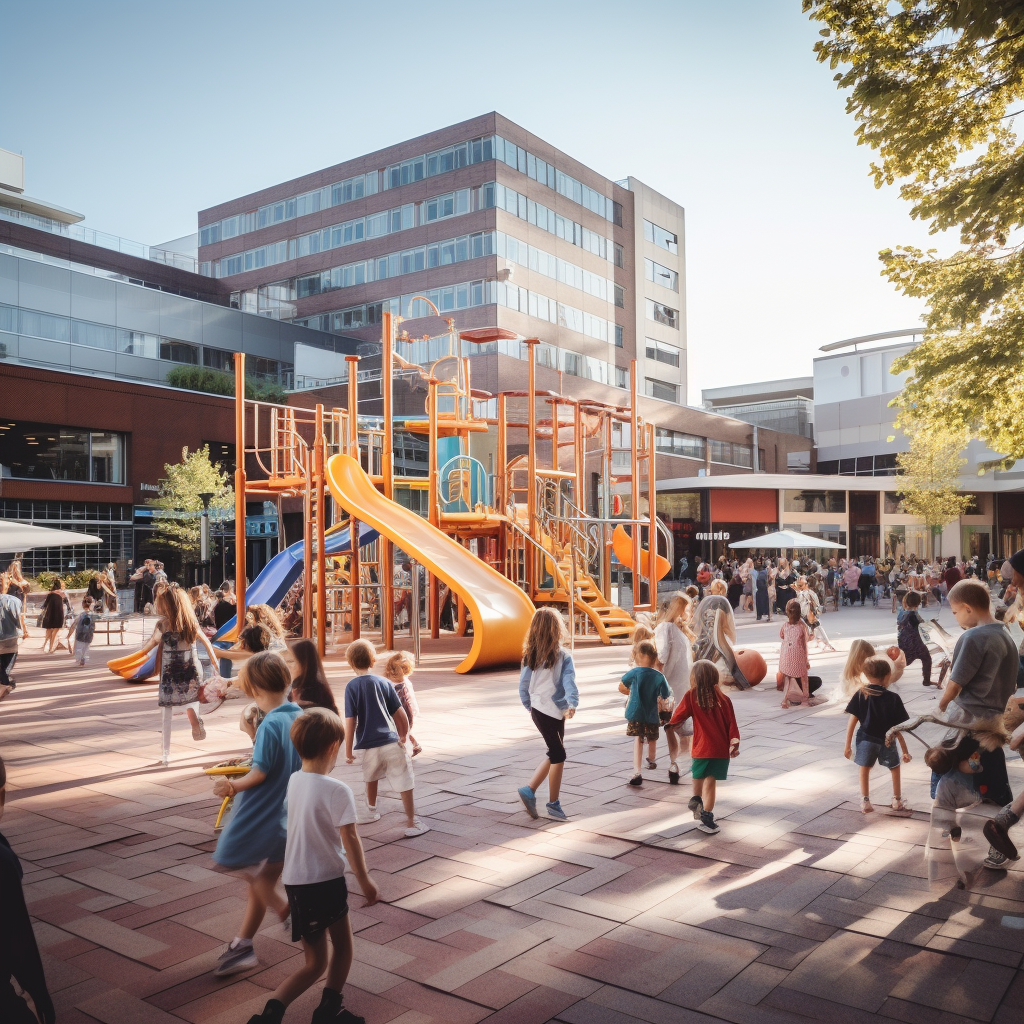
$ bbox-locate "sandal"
[628,774,643,787]
[412,745,422,757]
[646,758,657,770]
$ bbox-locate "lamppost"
[199,492,214,586]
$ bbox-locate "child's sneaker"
[860,796,873,814]
[983,807,1021,861]
[358,805,381,825]
[545,800,567,821]
[517,786,538,819]
[214,938,258,976]
[984,847,1011,869]
[687,795,703,819]
[628,774,643,787]
[404,818,430,837]
[697,810,720,834]
[890,797,912,817]
[645,758,657,770]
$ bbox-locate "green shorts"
[690,757,729,780]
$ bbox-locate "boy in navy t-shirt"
[343,640,428,837]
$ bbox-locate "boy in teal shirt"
[620,639,670,788]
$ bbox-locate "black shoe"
[248,999,285,1024]
[698,810,720,834]
[688,795,703,819]
[983,816,1020,862]
[668,763,680,785]
[628,774,643,787]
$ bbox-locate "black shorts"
[531,707,566,765]
[285,875,349,943]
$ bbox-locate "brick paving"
[2,604,1023,1023]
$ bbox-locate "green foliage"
[805,0,1024,461]
[165,365,288,404]
[33,569,98,591]
[147,445,234,560]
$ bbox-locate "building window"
[645,299,678,329]
[645,337,680,367]
[203,348,234,373]
[160,341,199,364]
[614,284,625,308]
[884,491,906,515]
[655,428,705,459]
[117,329,160,359]
[783,490,846,514]
[643,219,678,254]
[0,421,125,485]
[644,258,678,292]
[614,243,624,268]
[614,324,624,348]
[614,365,628,389]
[709,440,753,468]
[645,378,678,403]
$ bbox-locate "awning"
[727,529,845,550]
[0,521,104,553]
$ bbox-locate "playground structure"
[110,303,670,678]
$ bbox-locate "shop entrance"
[849,491,880,559]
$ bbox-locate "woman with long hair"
[40,578,68,653]
[654,593,695,784]
[134,585,222,765]
[289,638,338,713]
[693,581,748,689]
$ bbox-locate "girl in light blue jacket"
[517,608,579,821]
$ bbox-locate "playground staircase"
[554,551,635,644]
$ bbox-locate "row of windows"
[493,279,617,346]
[644,219,679,255]
[646,298,679,329]
[496,233,620,305]
[709,440,757,468]
[815,454,899,477]
[493,183,622,265]
[645,257,678,292]
[655,427,706,460]
[645,378,678,403]
[0,421,126,485]
[0,302,286,379]
[0,499,133,522]
[211,182,493,278]
[200,171,380,247]
[645,337,681,367]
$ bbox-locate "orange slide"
[612,524,671,582]
[325,454,535,673]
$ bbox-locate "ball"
[886,646,901,661]
[734,648,767,686]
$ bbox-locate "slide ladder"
[552,548,635,644]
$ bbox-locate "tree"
[148,446,234,561]
[804,1,1024,462]
[895,419,974,559]
[165,365,288,403]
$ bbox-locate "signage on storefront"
[140,483,160,493]
[695,531,730,541]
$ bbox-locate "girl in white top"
[654,593,695,785]
[249,708,378,1024]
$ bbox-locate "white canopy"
[0,521,104,553]
[728,529,846,551]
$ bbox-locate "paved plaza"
[2,602,1023,1024]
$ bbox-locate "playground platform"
[3,607,1024,1024]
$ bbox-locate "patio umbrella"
[0,521,104,552]
[727,529,845,550]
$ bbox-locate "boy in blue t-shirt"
[343,639,428,838]
[619,640,670,788]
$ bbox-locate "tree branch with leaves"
[805,0,1024,461]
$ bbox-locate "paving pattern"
[2,604,1023,1024]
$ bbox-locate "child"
[211,652,303,977]
[897,591,934,686]
[837,639,906,701]
[940,578,1020,867]
[343,640,428,837]
[779,599,816,708]
[628,624,655,666]
[620,639,670,786]
[517,607,579,822]
[246,709,378,1024]
[843,656,913,815]
[290,639,340,713]
[654,594,694,784]
[0,755,55,1024]
[383,651,421,757]
[66,595,96,666]
[667,660,739,835]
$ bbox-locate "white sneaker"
[404,818,430,837]
[358,805,380,825]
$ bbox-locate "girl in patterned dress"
[779,599,817,708]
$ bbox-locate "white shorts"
[360,742,414,792]
[74,639,91,664]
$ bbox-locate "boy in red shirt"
[667,659,740,834]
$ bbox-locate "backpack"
[0,596,20,642]
[75,613,95,644]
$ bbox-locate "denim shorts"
[854,730,900,770]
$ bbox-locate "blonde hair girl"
[517,608,578,822]
[838,638,905,700]
[654,593,696,784]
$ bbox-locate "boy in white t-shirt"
[247,708,378,1024]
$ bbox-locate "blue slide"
[114,521,378,681]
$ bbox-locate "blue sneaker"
[518,786,538,818]
[546,800,567,821]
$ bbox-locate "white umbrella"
[0,521,104,552]
[727,529,846,550]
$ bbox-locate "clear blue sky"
[2,0,933,403]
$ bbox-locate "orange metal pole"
[381,311,395,650]
[428,377,440,639]
[525,338,539,596]
[630,360,642,611]
[574,402,583,510]
[234,353,247,626]
[647,421,657,612]
[302,448,313,640]
[315,403,327,657]
[346,355,360,640]
[496,392,507,514]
